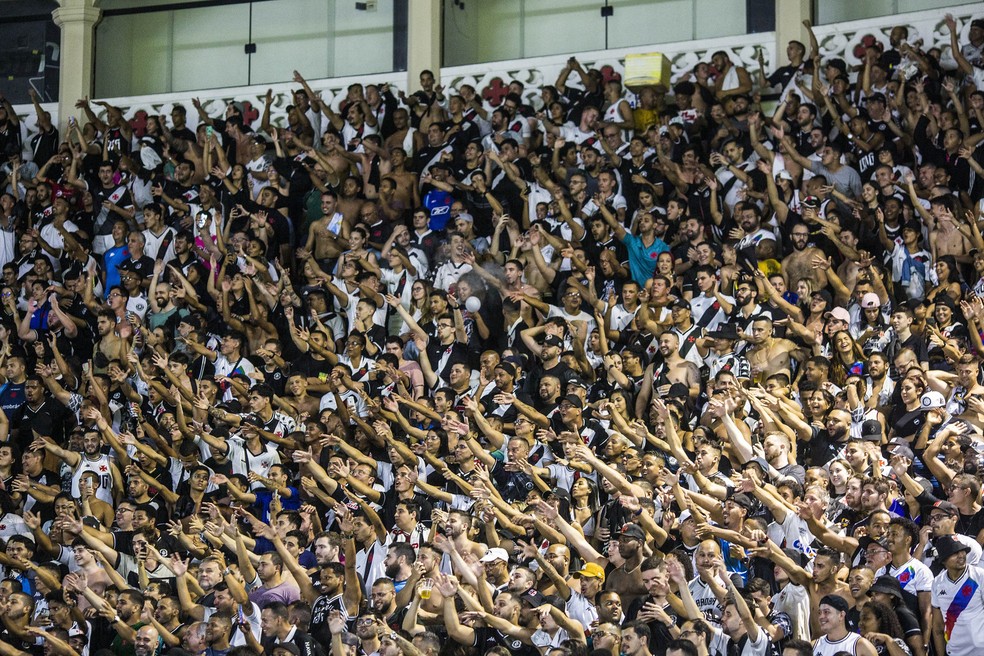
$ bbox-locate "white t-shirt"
[880,557,934,596]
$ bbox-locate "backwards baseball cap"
[480,547,509,563]
[888,438,915,460]
[619,523,646,540]
[729,493,756,512]
[860,292,881,309]
[931,500,959,516]
[812,289,833,306]
[494,361,517,378]
[824,307,851,323]
[819,594,850,613]
[572,562,606,581]
[801,195,821,209]
[920,391,946,411]
[672,298,692,311]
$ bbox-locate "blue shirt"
[423,189,454,230]
[103,244,130,296]
[623,232,669,285]
[0,381,25,418]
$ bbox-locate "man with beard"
[67,158,135,255]
[526,543,573,598]
[443,508,486,560]
[442,584,539,656]
[260,602,323,656]
[153,159,200,220]
[672,216,710,276]
[604,524,649,609]
[637,331,701,414]
[796,407,852,468]
[367,579,401,630]
[203,614,232,656]
[782,223,828,292]
[36,425,119,505]
[733,202,778,263]
[381,542,414,593]
[744,316,804,381]
[133,626,162,656]
[397,542,446,614]
[144,595,184,647]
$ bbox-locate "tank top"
[813,632,861,656]
[71,454,115,505]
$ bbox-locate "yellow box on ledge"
[624,52,672,92]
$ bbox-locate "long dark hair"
[861,600,904,639]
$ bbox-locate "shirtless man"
[744,316,805,382]
[316,132,356,186]
[637,332,701,415]
[929,198,971,263]
[782,223,828,290]
[336,176,365,227]
[276,374,321,420]
[811,548,854,604]
[96,308,128,361]
[381,148,420,210]
[305,191,348,261]
[384,108,424,155]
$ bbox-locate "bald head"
[135,626,161,656]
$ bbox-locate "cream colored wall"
[442,0,749,67]
[94,0,394,97]
[817,0,980,24]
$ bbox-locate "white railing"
[8,3,982,152]
[10,30,775,149]
[440,31,778,113]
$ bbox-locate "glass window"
[95,0,398,98]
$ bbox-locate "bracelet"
[222,568,232,577]
[633,508,644,517]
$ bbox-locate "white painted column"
[52,0,101,131]
[775,0,813,65]
[406,0,442,90]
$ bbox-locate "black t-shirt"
[473,626,538,656]
[625,596,679,656]
[119,254,156,280]
[805,427,848,468]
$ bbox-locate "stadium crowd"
[0,11,982,656]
